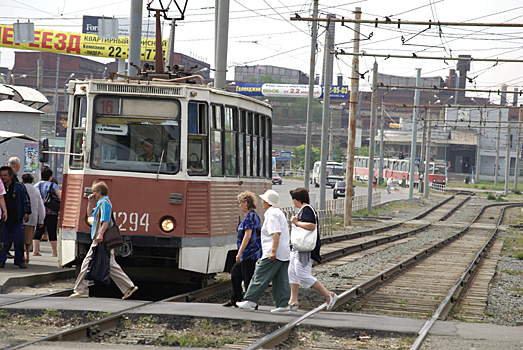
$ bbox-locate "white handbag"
[290,205,318,252]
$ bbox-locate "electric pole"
[409,68,421,199]
[367,61,378,211]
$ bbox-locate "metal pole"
[378,96,385,183]
[409,68,421,199]
[514,108,522,191]
[214,0,230,89]
[419,118,426,193]
[328,107,334,161]
[166,18,176,68]
[303,0,319,190]
[475,109,482,184]
[494,109,501,186]
[344,7,361,226]
[367,61,378,211]
[53,55,60,119]
[319,16,334,211]
[36,57,43,91]
[423,114,431,198]
[505,125,511,196]
[128,0,143,77]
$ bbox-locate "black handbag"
[43,184,60,212]
[85,243,111,285]
[103,213,123,249]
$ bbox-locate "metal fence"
[280,193,382,237]
[429,182,446,192]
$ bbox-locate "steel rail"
[410,202,523,350]
[245,198,507,350]
[0,288,73,308]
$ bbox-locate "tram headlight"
[160,216,176,233]
[85,215,94,227]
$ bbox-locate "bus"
[55,77,272,287]
[311,161,345,188]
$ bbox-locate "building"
[234,65,310,84]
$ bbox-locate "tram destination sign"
[235,83,348,99]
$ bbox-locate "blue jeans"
[1,223,24,265]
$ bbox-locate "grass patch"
[510,287,523,295]
[501,269,523,276]
[486,193,496,200]
[484,311,495,317]
[87,311,112,320]
[502,237,523,255]
[352,201,417,217]
[158,319,239,347]
[0,310,9,319]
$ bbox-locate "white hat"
[259,189,279,207]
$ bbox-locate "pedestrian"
[39,166,58,243]
[372,176,377,193]
[0,178,7,223]
[401,176,406,188]
[7,157,21,183]
[70,181,138,299]
[0,166,31,269]
[386,177,392,194]
[33,168,60,257]
[223,191,262,307]
[237,189,291,313]
[287,188,338,311]
[21,174,45,264]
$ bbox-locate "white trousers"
[288,249,317,288]
[74,241,134,295]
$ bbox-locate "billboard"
[0,24,167,60]
[82,16,156,38]
[235,83,349,99]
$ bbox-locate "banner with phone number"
[0,24,168,60]
[235,83,349,99]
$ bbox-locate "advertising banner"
[24,143,39,173]
[235,83,349,99]
[0,24,167,60]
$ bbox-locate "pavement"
[0,242,75,294]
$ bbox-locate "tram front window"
[91,118,180,174]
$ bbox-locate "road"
[272,178,410,208]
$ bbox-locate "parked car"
[333,181,355,199]
[272,172,282,185]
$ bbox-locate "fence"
[280,192,382,237]
[429,182,446,192]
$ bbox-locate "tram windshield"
[90,96,180,174]
[432,163,446,174]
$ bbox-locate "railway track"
[244,202,522,350]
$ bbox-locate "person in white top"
[386,177,393,194]
[21,174,45,264]
[237,189,291,313]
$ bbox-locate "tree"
[292,144,321,170]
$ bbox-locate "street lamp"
[10,73,27,85]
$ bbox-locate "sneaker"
[69,292,89,298]
[122,286,138,300]
[237,300,258,311]
[327,292,338,311]
[270,306,290,314]
[15,263,27,269]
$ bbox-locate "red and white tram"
[353,155,446,185]
[55,78,272,286]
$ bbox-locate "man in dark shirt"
[0,166,31,268]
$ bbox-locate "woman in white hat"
[237,189,291,313]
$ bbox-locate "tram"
[53,76,272,286]
[353,156,446,185]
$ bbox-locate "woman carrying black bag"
[70,181,138,299]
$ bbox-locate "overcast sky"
[1,0,523,103]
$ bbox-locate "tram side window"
[70,96,87,169]
[224,106,238,176]
[265,117,272,178]
[238,110,246,176]
[187,102,208,175]
[211,104,223,176]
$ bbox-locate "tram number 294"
[117,212,150,232]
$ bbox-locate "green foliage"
[0,310,9,318]
[513,189,521,195]
[355,146,369,156]
[515,252,523,260]
[486,193,496,200]
[292,144,321,170]
[159,319,238,347]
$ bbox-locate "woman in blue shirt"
[223,191,262,307]
[70,181,138,299]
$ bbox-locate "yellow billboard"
[0,25,167,60]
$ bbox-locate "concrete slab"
[0,243,75,294]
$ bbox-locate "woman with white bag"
[288,188,338,311]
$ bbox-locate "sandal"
[327,292,338,311]
[33,252,42,256]
[289,301,300,311]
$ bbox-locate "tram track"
[243,202,522,350]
